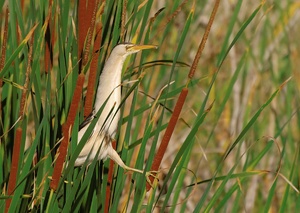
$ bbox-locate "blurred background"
[0,0,299,212]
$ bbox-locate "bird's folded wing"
[79,110,96,130]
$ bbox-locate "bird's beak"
[128,44,158,51]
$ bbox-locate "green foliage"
[0,0,299,212]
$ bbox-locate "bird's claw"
[145,171,159,188]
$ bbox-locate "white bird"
[74,43,157,176]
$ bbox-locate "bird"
[74,43,157,178]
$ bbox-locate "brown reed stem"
[146,0,220,191]
[78,0,97,61]
[0,6,9,77]
[0,7,9,121]
[81,0,99,68]
[188,0,220,79]
[50,73,85,191]
[146,88,188,191]
[78,0,88,59]
[5,127,23,213]
[83,25,102,118]
[104,140,116,213]
[83,0,104,118]
[5,29,34,211]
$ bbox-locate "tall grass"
[0,0,299,212]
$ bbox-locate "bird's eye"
[126,45,135,51]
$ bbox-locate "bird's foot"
[145,170,159,189]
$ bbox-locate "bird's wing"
[79,110,96,130]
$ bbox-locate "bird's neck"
[94,55,125,114]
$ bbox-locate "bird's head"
[112,43,157,57]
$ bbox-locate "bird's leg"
[107,146,159,187]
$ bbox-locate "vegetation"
[0,0,299,212]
